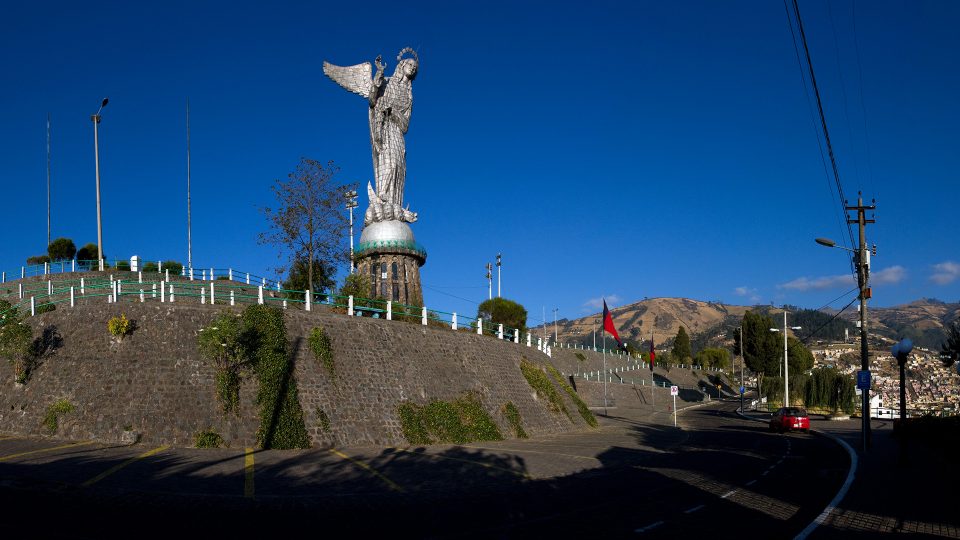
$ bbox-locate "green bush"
[502,402,528,439]
[114,261,131,271]
[36,302,56,315]
[108,314,132,339]
[162,261,184,275]
[397,393,503,445]
[520,358,570,420]
[315,408,331,433]
[26,255,51,266]
[142,262,159,273]
[197,311,249,415]
[308,327,334,377]
[76,243,103,263]
[42,399,74,433]
[47,238,77,260]
[547,365,597,427]
[0,310,34,384]
[194,429,224,448]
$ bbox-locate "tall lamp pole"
[552,307,559,344]
[91,98,108,271]
[770,310,800,408]
[344,190,358,273]
[739,325,744,412]
[496,253,501,298]
[485,263,492,300]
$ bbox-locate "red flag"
[602,299,622,347]
[649,337,656,371]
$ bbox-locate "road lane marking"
[721,490,736,499]
[396,448,532,479]
[82,445,168,487]
[794,431,858,540]
[635,521,664,533]
[244,447,255,499]
[746,480,757,486]
[762,470,770,476]
[0,435,19,441]
[329,448,403,492]
[0,440,94,462]
[683,504,705,514]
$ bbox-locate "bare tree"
[259,159,353,296]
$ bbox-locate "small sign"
[739,386,745,395]
[856,370,871,390]
[670,385,679,396]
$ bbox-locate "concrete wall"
[0,301,590,448]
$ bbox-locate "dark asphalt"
[0,400,850,539]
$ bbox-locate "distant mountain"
[552,297,959,352]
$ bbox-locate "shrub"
[198,312,249,415]
[108,314,132,339]
[316,408,331,433]
[36,302,56,315]
[42,399,74,433]
[114,261,131,271]
[76,243,103,263]
[0,314,34,384]
[142,262,159,273]
[476,297,527,336]
[26,255,51,266]
[520,358,570,420]
[547,365,598,427]
[397,393,503,445]
[194,429,224,448]
[162,261,184,275]
[502,402,528,439]
[47,238,77,260]
[308,327,334,377]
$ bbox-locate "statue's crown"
[397,47,418,63]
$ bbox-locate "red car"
[769,407,810,433]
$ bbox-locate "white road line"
[745,480,757,486]
[635,521,664,533]
[762,470,770,476]
[683,504,705,514]
[793,432,858,540]
[720,490,736,499]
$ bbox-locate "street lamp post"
[770,310,800,408]
[91,98,108,271]
[496,253,501,298]
[344,190,358,273]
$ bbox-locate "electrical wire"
[799,287,860,345]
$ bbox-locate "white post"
[276,280,280,291]
[170,284,175,302]
[70,287,75,307]
[386,300,391,320]
[158,261,162,272]
[202,269,206,281]
[44,262,49,275]
[229,268,233,281]
[527,333,532,347]
[18,283,22,299]
[514,330,519,344]
[421,306,427,326]
[538,338,542,351]
[21,267,25,279]
[210,268,214,281]
[673,393,677,427]
[477,318,483,335]
[210,282,215,305]
[1,271,4,283]
[189,268,194,281]
[71,260,75,272]
[48,281,52,295]
[348,295,354,316]
[160,282,165,302]
[201,288,206,304]
[230,290,235,306]
[283,299,287,309]
[498,324,504,339]
[30,297,35,316]
[306,291,312,311]
[262,277,266,286]
[258,286,264,305]
[138,271,142,284]
[452,312,457,330]
[246,273,250,285]
[139,289,144,302]
[166,269,170,281]
[152,283,157,298]
[80,278,85,295]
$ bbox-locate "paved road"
[0,400,848,538]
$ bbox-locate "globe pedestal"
[355,220,427,307]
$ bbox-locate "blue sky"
[3,0,958,327]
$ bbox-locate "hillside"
[554,297,959,352]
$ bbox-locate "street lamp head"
[815,237,836,248]
[101,98,109,108]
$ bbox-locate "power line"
[799,290,860,345]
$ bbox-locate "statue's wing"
[322,61,372,98]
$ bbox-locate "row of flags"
[602,299,655,371]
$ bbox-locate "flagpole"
[603,331,607,416]
[651,328,655,408]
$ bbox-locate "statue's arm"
[369,56,385,108]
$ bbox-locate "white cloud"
[734,286,761,304]
[931,261,960,285]
[872,265,907,285]
[583,295,621,311]
[779,266,906,291]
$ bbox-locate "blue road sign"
[739,386,745,395]
[856,370,871,390]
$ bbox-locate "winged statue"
[324,48,419,225]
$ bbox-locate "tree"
[476,298,527,335]
[941,318,960,367]
[25,255,50,265]
[787,336,815,373]
[259,158,354,297]
[47,238,77,261]
[671,326,691,363]
[694,347,730,370]
[338,272,374,310]
[734,310,781,399]
[282,257,335,300]
[197,312,252,414]
[76,243,103,263]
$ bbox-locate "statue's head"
[396,48,418,81]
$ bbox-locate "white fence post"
[160,282,166,303]
[210,268,214,281]
[152,283,157,298]
[537,338,542,351]
[477,318,483,335]
[189,268,194,281]
[70,287,75,307]
[283,300,287,309]
[527,333,532,347]
[514,331,519,344]
[276,281,280,291]
[166,269,170,281]
[138,271,143,284]
[48,281,52,295]
[230,290,235,306]
[1,271,4,283]
[210,282,215,305]
[452,312,457,330]
[170,284,175,302]
[21,267,25,279]
[202,269,206,281]
[498,324,504,339]
[80,278,85,295]
[229,268,233,281]
[30,297,35,316]
[71,260,75,272]
[246,273,250,285]
[386,301,391,320]
[158,261,162,272]
[421,307,427,326]
[140,289,145,302]
[44,262,49,275]
[18,283,22,299]
[347,295,354,316]
[306,291,312,311]
[258,286,264,305]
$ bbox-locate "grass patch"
[42,399,74,433]
[520,358,570,420]
[547,365,598,427]
[194,429,224,448]
[315,407,331,433]
[502,401,528,439]
[575,352,587,362]
[308,326,335,377]
[398,393,503,445]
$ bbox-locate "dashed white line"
[683,504,705,514]
[762,470,770,476]
[745,479,757,486]
[635,521,665,533]
[720,490,737,499]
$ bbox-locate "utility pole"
[485,263,492,300]
[847,192,875,451]
[739,325,744,413]
[552,307,559,344]
[186,99,192,272]
[345,190,358,273]
[47,113,51,249]
[496,253,501,298]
